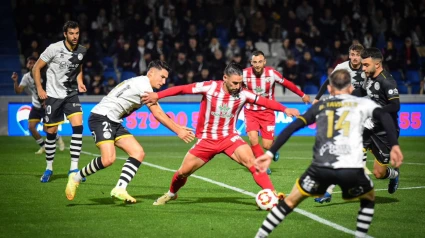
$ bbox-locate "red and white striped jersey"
[191,80,258,140]
[243,66,304,111]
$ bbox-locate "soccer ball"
[256,189,278,211]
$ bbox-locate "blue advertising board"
[8,102,425,136]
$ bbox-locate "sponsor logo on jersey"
[16,105,32,136]
[319,142,351,156]
[59,61,80,69]
[211,103,234,118]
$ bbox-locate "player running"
[244,51,310,174]
[12,56,65,154]
[142,63,300,205]
[254,69,403,238]
[65,60,195,203]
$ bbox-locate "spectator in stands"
[225,38,241,64]
[383,40,399,72]
[192,53,207,78]
[299,51,320,89]
[163,9,180,43]
[292,37,309,63]
[241,39,256,67]
[171,52,191,86]
[278,56,299,92]
[146,26,164,49]
[206,37,224,61]
[82,40,102,78]
[24,40,42,59]
[411,24,425,46]
[296,0,314,22]
[275,38,292,63]
[319,8,337,38]
[135,38,151,75]
[152,39,169,60]
[202,21,217,48]
[104,77,117,94]
[400,37,420,72]
[194,67,211,83]
[209,49,226,80]
[117,42,135,72]
[325,38,343,66]
[250,11,267,42]
[88,74,104,95]
[186,37,201,63]
[234,13,247,39]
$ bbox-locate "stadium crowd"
[14,0,425,95]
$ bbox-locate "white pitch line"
[332,186,425,194]
[78,149,369,237]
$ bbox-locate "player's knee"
[102,155,116,167]
[177,170,190,178]
[133,149,145,162]
[72,125,83,134]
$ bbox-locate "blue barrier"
[8,102,425,136]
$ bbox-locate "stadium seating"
[270,42,281,57]
[304,83,319,94]
[254,42,270,56]
[121,71,137,81]
[313,56,327,74]
[390,70,404,84]
[103,69,118,82]
[405,70,421,84]
[397,82,409,94]
[101,57,114,70]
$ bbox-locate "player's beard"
[253,67,264,77]
[226,83,240,97]
[66,36,78,46]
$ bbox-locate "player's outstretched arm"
[281,78,310,103]
[253,96,300,117]
[11,72,24,94]
[142,84,195,104]
[32,58,48,99]
[148,103,195,143]
[314,78,330,103]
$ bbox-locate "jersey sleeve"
[40,44,57,63]
[273,69,305,97]
[298,102,321,125]
[361,98,380,118]
[19,73,30,87]
[381,79,400,101]
[138,78,154,96]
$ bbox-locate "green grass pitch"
[1,136,424,237]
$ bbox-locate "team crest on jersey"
[265,77,272,82]
[374,82,380,90]
[254,86,264,95]
[211,103,233,118]
[78,53,83,60]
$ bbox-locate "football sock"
[355,199,375,238]
[55,134,61,141]
[75,157,105,182]
[116,157,141,189]
[45,133,57,170]
[170,171,187,194]
[256,200,293,237]
[326,184,336,194]
[36,138,45,147]
[251,144,264,158]
[70,125,83,171]
[362,148,367,166]
[249,166,274,190]
[382,167,399,179]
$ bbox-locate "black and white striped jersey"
[40,40,86,99]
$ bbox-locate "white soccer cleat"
[35,146,45,154]
[57,136,65,151]
[153,193,177,205]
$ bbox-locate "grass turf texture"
[1,136,424,237]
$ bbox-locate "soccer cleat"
[65,172,80,200]
[266,168,272,175]
[68,169,86,182]
[277,192,286,200]
[273,152,280,162]
[388,168,399,194]
[35,146,45,154]
[153,193,178,205]
[314,192,332,204]
[111,187,137,203]
[40,169,53,183]
[57,137,65,151]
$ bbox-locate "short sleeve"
[192,81,213,94]
[40,44,57,63]
[382,79,399,101]
[361,98,380,118]
[19,73,30,87]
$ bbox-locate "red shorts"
[244,109,276,140]
[189,134,247,162]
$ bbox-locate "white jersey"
[333,61,366,89]
[19,72,42,108]
[91,76,153,123]
[301,94,380,169]
[40,40,86,99]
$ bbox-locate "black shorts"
[297,165,374,200]
[28,106,45,122]
[44,94,82,126]
[88,113,132,146]
[363,129,400,165]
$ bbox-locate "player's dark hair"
[329,69,351,90]
[252,50,265,57]
[63,21,79,32]
[27,56,37,62]
[361,47,383,61]
[348,44,364,53]
[147,60,171,72]
[224,62,243,76]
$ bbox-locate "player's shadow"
[313,195,399,207]
[143,194,255,206]
[34,174,68,182]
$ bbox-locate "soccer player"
[355,48,401,194]
[313,44,365,104]
[33,21,87,183]
[254,69,403,238]
[313,43,367,203]
[65,60,195,203]
[244,51,310,174]
[12,56,65,154]
[142,63,300,205]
